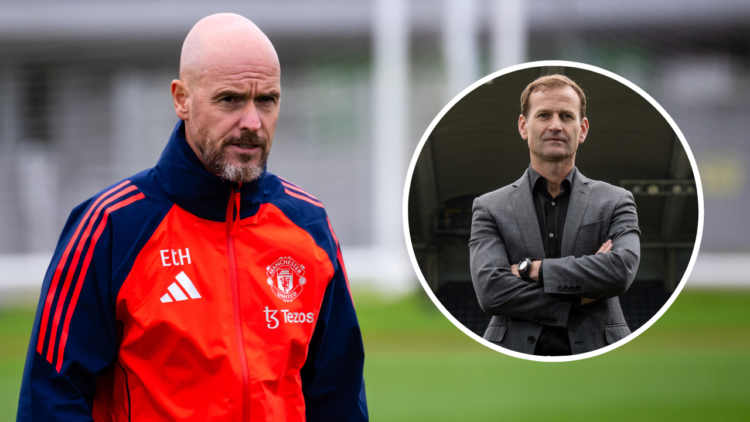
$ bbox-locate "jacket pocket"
[604,323,631,345]
[574,219,607,256]
[483,323,507,343]
[580,218,606,231]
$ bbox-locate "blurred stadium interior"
[1,0,750,420]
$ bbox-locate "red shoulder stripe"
[277,176,301,190]
[280,179,321,201]
[284,189,324,208]
[45,184,139,363]
[56,192,145,372]
[36,180,131,355]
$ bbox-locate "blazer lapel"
[509,169,546,260]
[561,169,592,256]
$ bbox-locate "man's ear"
[578,117,590,144]
[518,114,528,140]
[171,79,190,121]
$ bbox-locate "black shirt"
[528,165,575,356]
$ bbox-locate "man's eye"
[221,96,237,103]
[258,96,276,103]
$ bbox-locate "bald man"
[18,14,368,422]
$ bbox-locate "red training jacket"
[17,121,368,421]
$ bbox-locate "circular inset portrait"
[404,61,703,361]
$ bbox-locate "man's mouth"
[228,143,262,152]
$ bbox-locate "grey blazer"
[469,168,640,355]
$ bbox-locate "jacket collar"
[527,164,576,194]
[509,166,592,258]
[154,120,266,222]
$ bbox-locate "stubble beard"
[190,120,270,183]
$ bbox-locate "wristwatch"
[518,257,533,281]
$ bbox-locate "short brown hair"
[520,74,587,119]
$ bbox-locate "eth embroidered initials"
[160,248,192,266]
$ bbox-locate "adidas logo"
[160,271,202,303]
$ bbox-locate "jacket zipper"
[226,183,250,421]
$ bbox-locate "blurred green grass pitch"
[2,291,750,421]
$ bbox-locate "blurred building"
[0,0,749,295]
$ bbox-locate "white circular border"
[402,60,705,362]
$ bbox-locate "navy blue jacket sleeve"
[301,247,368,422]
[17,183,144,421]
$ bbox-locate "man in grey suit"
[469,74,640,356]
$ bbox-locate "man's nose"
[239,103,262,132]
[549,115,563,130]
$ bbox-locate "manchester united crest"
[266,256,306,302]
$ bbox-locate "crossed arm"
[469,190,640,324]
[538,191,641,301]
[510,240,612,306]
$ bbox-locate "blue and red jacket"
[17,121,368,421]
